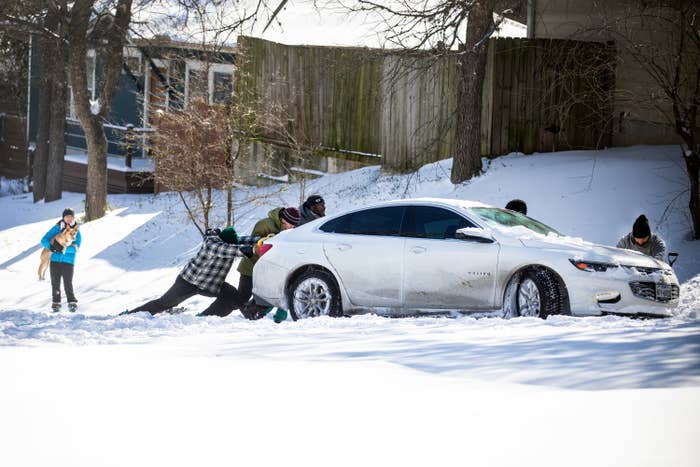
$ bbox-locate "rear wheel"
[516,269,562,318]
[288,269,342,320]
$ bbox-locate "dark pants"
[130,275,244,317]
[237,273,270,320]
[50,261,76,304]
[238,274,253,304]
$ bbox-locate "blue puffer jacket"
[41,222,82,265]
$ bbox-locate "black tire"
[288,269,343,320]
[516,269,562,319]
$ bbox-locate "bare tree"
[3,0,290,219]
[132,0,293,227]
[45,1,68,202]
[339,0,523,184]
[32,25,53,202]
[0,22,29,115]
[74,0,288,222]
[151,98,233,233]
[584,0,700,238]
[68,0,134,221]
[1,0,67,202]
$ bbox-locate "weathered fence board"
[235,36,614,174]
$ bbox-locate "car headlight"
[569,259,619,272]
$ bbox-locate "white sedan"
[252,198,679,320]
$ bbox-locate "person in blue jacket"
[40,208,82,312]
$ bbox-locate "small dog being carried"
[38,222,79,281]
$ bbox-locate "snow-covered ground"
[1,145,699,466]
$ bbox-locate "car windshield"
[470,207,561,236]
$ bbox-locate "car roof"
[360,197,493,210]
[288,197,494,233]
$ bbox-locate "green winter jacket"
[237,208,283,277]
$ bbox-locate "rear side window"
[319,206,405,236]
[402,206,476,239]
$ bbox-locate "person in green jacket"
[237,207,301,320]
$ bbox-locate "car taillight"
[259,243,273,257]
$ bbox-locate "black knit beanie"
[632,215,651,238]
[62,208,75,218]
[218,226,238,244]
[304,195,325,208]
[505,199,527,216]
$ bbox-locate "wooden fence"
[483,38,615,156]
[235,36,615,173]
[0,114,29,178]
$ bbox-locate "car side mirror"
[455,227,494,244]
[668,252,679,267]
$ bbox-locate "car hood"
[518,236,667,269]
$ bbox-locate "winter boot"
[51,303,61,313]
[68,302,78,313]
[240,302,271,320]
[251,305,272,320]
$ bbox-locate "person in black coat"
[299,195,326,225]
[505,199,527,216]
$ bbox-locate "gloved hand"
[273,308,288,323]
[254,234,276,255]
[239,245,254,258]
[50,240,63,253]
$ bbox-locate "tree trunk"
[204,186,212,231]
[227,186,233,226]
[686,152,700,239]
[32,32,53,202]
[83,118,109,220]
[451,1,494,184]
[45,38,68,202]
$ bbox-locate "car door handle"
[336,243,352,251]
[410,246,426,254]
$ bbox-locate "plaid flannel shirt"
[179,234,258,295]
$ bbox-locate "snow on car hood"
[519,236,665,268]
[490,225,665,269]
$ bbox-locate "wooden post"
[125,124,134,168]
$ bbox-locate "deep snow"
[0,145,699,466]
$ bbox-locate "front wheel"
[516,269,562,318]
[288,269,343,320]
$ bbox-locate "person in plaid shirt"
[124,227,257,316]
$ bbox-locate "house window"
[188,69,208,102]
[212,72,233,104]
[147,60,169,115]
[67,54,96,119]
[185,60,234,107]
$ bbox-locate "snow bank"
[0,144,698,467]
